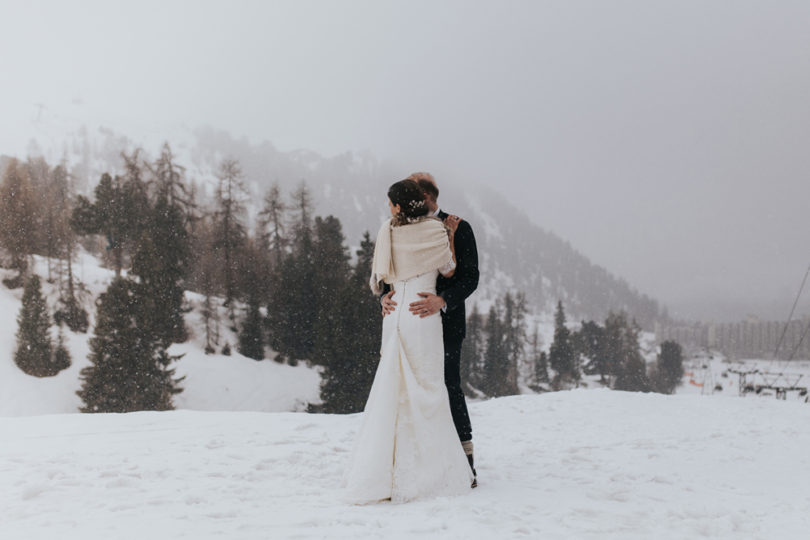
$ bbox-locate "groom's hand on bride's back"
[381,291,397,317]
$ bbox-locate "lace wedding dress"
[343,270,473,504]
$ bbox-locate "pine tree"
[461,303,485,392]
[238,252,265,360]
[0,158,38,277]
[612,316,650,392]
[289,181,313,242]
[14,275,59,377]
[257,183,287,267]
[44,163,87,332]
[71,173,131,276]
[269,249,312,361]
[151,142,192,210]
[130,194,190,346]
[576,320,607,383]
[482,302,510,396]
[529,325,549,390]
[549,300,578,390]
[53,292,89,333]
[213,159,248,324]
[502,292,527,395]
[311,216,351,356]
[602,312,627,384]
[38,160,61,281]
[317,232,379,413]
[77,278,182,413]
[267,184,317,362]
[202,294,218,355]
[189,216,221,352]
[651,340,684,394]
[52,328,72,373]
[120,150,152,253]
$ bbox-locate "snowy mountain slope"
[10,118,667,327]
[1,391,808,539]
[0,254,321,417]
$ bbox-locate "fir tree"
[0,158,38,276]
[46,163,86,331]
[482,301,510,396]
[151,142,192,210]
[267,185,318,362]
[651,340,684,394]
[611,315,650,392]
[310,216,352,361]
[289,181,313,242]
[77,278,182,413]
[130,194,190,346]
[213,159,248,323]
[502,292,527,395]
[549,300,578,390]
[202,294,218,355]
[257,183,287,267]
[189,216,221,352]
[576,320,607,383]
[120,150,152,252]
[317,232,379,413]
[41,163,75,282]
[529,325,549,390]
[71,173,131,276]
[238,265,265,360]
[53,292,89,333]
[269,248,313,361]
[461,303,485,393]
[602,312,627,384]
[52,328,72,373]
[14,275,59,377]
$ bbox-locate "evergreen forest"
[0,145,683,414]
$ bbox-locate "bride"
[343,179,473,504]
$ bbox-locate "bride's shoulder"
[419,216,444,227]
[373,217,393,238]
[423,216,447,231]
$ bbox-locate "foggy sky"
[2,0,810,322]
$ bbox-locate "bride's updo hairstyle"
[388,179,429,226]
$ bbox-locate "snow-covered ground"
[0,253,321,417]
[2,390,808,539]
[3,253,810,538]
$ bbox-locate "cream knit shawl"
[369,217,451,295]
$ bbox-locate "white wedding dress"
[343,270,473,504]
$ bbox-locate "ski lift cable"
[770,263,810,366]
[783,317,810,366]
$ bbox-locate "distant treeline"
[466,297,684,397]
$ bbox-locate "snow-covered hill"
[0,253,321,417]
[2,390,808,539]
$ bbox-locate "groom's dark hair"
[407,172,439,203]
[416,179,439,203]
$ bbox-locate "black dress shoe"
[467,454,478,488]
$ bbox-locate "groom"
[381,172,480,487]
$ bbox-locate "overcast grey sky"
[2,0,810,321]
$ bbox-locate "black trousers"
[444,336,472,442]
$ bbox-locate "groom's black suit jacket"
[380,211,479,341]
[436,210,479,342]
